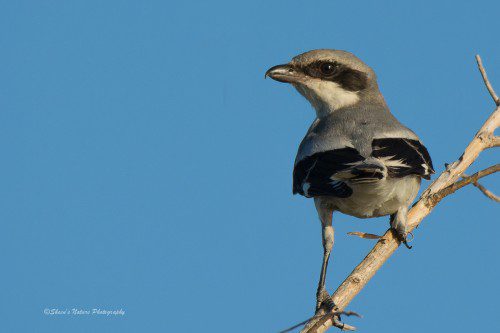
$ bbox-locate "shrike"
[265,49,434,310]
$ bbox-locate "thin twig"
[433,164,499,200]
[279,318,313,333]
[462,171,500,202]
[347,232,382,240]
[473,181,500,202]
[476,55,500,105]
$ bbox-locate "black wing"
[371,138,434,180]
[293,147,365,198]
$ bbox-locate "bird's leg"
[314,200,335,312]
[390,207,412,249]
[316,224,335,311]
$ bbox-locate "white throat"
[294,81,360,118]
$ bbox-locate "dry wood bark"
[295,55,499,333]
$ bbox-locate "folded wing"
[371,138,434,180]
[293,147,369,198]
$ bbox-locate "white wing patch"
[378,155,410,168]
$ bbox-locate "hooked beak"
[265,64,303,84]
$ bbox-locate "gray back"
[295,103,419,164]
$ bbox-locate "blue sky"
[1,1,499,332]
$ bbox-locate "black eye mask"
[304,61,369,92]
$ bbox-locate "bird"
[265,49,434,311]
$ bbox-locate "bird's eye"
[319,62,337,76]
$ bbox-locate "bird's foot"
[316,287,336,313]
[394,229,413,249]
[390,211,413,249]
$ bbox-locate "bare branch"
[298,55,500,333]
[473,181,500,202]
[346,232,382,240]
[476,55,500,105]
[462,171,500,202]
[434,164,499,199]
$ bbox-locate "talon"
[402,238,412,249]
[391,226,413,250]
[399,232,413,249]
[331,312,358,331]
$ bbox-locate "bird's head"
[265,49,383,117]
